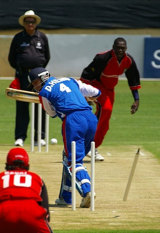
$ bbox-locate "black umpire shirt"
[8,29,50,71]
[8,29,50,89]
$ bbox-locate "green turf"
[1,79,160,159]
[106,80,160,159]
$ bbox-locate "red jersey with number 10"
[0,170,43,202]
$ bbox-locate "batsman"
[28,67,101,208]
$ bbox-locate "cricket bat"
[5,88,40,103]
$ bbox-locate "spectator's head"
[28,67,50,92]
[113,37,127,60]
[5,148,29,171]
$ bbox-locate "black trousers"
[15,100,46,141]
[14,69,46,142]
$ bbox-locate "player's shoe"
[14,138,24,147]
[34,139,46,146]
[87,149,104,161]
[80,192,96,208]
[55,197,69,206]
[80,192,92,208]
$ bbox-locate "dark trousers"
[15,101,46,141]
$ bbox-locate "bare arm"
[41,96,57,118]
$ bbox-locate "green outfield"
[0,79,160,233]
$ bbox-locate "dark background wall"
[1,0,160,30]
[0,0,160,77]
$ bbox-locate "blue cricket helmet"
[28,67,50,83]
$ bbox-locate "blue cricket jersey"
[39,77,92,119]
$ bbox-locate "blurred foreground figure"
[0,147,53,233]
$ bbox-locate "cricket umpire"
[0,147,53,233]
[8,10,50,147]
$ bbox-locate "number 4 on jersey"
[60,83,71,93]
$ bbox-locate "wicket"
[71,141,95,211]
[123,148,140,201]
[30,103,49,152]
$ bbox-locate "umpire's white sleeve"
[76,79,101,97]
[41,97,57,118]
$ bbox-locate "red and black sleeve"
[81,51,112,82]
[39,181,50,221]
[125,54,141,90]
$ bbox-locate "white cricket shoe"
[34,139,46,146]
[14,138,24,147]
[55,197,69,206]
[87,149,104,161]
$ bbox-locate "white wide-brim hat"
[18,10,41,26]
